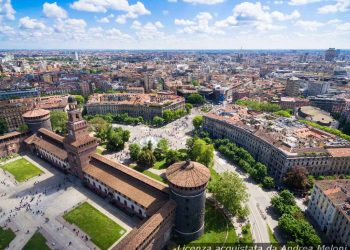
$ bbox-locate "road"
[213,152,277,243]
[110,107,282,243]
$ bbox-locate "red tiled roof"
[166,161,210,188]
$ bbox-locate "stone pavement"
[0,153,138,250]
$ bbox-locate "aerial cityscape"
[0,0,350,250]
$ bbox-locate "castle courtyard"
[0,154,138,250]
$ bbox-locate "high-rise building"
[307,80,330,96]
[325,48,338,61]
[74,51,79,61]
[285,77,300,97]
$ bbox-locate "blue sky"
[0,0,349,49]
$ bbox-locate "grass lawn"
[63,202,126,250]
[22,232,50,250]
[153,159,166,170]
[189,202,238,245]
[268,225,278,244]
[239,224,253,243]
[0,227,15,250]
[1,158,43,182]
[96,147,105,155]
[130,164,166,183]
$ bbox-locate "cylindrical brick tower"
[22,108,52,133]
[166,160,211,243]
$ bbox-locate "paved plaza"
[0,154,138,250]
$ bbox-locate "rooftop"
[84,154,169,214]
[86,93,184,107]
[205,106,350,156]
[166,161,211,188]
[22,108,50,118]
[316,179,350,220]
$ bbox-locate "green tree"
[192,115,204,130]
[152,116,164,127]
[137,149,156,168]
[251,163,268,182]
[198,143,214,167]
[0,118,9,135]
[50,110,68,134]
[163,110,174,123]
[74,95,85,104]
[185,103,193,114]
[191,80,199,86]
[191,138,207,161]
[18,123,29,133]
[105,126,130,152]
[129,143,141,161]
[271,190,298,215]
[210,171,249,217]
[165,149,181,166]
[187,93,205,105]
[262,176,275,189]
[279,214,321,247]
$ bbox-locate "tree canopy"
[283,166,311,192]
[50,110,68,134]
[210,171,249,217]
[0,118,9,135]
[187,93,205,105]
[192,115,204,131]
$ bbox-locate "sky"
[0,0,349,49]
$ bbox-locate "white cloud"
[168,0,178,2]
[274,1,284,4]
[336,22,350,31]
[182,0,225,4]
[97,17,109,23]
[295,20,323,31]
[318,0,350,14]
[214,2,290,31]
[271,10,300,21]
[175,12,225,34]
[43,2,68,19]
[175,19,196,25]
[0,0,15,20]
[54,18,86,33]
[115,12,138,24]
[70,0,150,15]
[19,17,46,30]
[131,20,165,40]
[288,0,321,6]
[0,25,14,35]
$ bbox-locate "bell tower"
[64,96,98,179]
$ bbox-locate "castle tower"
[165,160,210,243]
[22,108,52,133]
[64,96,98,179]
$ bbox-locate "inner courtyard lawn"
[0,158,43,182]
[0,227,15,250]
[63,202,126,250]
[22,232,50,250]
[189,202,238,245]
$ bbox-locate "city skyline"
[0,0,349,50]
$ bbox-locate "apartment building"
[85,93,185,120]
[307,179,350,246]
[203,107,350,180]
